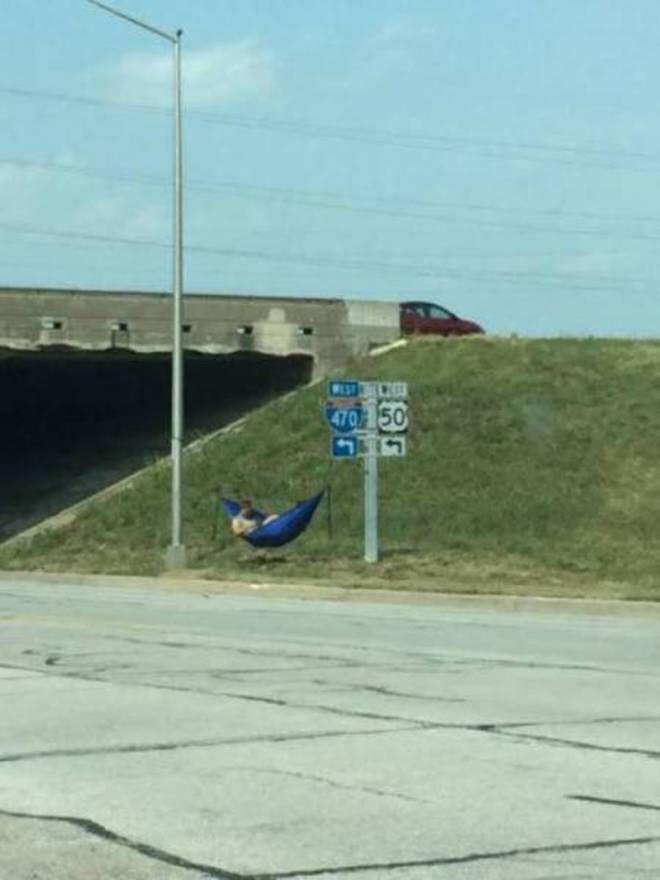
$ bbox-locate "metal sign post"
[325,379,408,565]
[364,395,379,563]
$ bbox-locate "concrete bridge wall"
[0,287,401,374]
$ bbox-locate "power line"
[2,219,659,294]
[0,257,164,276]
[4,85,660,173]
[5,156,660,243]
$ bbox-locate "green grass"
[4,336,660,599]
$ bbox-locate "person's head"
[240,498,253,514]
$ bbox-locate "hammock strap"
[211,486,223,541]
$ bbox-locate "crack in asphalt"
[309,679,465,703]
[14,636,660,691]
[8,655,660,767]
[1,659,454,727]
[0,724,420,765]
[401,654,660,679]
[7,658,660,761]
[3,806,660,880]
[24,634,365,671]
[0,808,242,880]
[111,680,472,728]
[244,633,660,678]
[209,665,356,677]
[568,794,660,812]
[33,630,649,681]
[488,729,660,760]
[268,835,660,877]
[494,715,660,729]
[224,765,433,806]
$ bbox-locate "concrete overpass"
[0,286,401,374]
[0,286,401,542]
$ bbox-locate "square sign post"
[325,379,408,563]
[363,392,379,563]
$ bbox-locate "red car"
[400,301,484,336]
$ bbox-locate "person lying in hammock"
[231,499,279,538]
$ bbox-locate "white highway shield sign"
[377,400,409,433]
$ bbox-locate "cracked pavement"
[1,579,660,878]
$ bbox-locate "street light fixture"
[86,0,186,569]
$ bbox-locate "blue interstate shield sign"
[324,401,363,433]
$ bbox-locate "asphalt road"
[1,578,660,879]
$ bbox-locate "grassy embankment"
[3,337,660,599]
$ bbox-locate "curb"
[1,570,659,619]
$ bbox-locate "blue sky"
[3,0,660,335]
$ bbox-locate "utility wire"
[2,219,659,294]
[4,157,660,243]
[6,155,660,224]
[4,86,660,172]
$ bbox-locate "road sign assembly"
[325,378,410,564]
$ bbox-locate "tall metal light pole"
[87,0,186,568]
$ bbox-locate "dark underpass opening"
[0,349,313,541]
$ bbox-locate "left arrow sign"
[331,435,358,458]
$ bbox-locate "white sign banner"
[359,381,408,400]
[378,382,408,399]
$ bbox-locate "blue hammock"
[221,491,324,548]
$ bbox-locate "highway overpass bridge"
[0,286,400,373]
[0,287,401,542]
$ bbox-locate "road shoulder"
[1,569,659,618]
